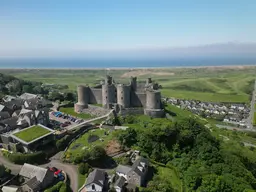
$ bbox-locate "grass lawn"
[60,107,93,119]
[78,172,87,189]
[253,112,256,126]
[13,125,51,142]
[65,129,115,162]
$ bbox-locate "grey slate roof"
[0,116,18,129]
[19,93,38,100]
[12,110,21,117]
[116,165,131,175]
[19,163,49,182]
[86,169,106,187]
[0,112,11,120]
[25,176,41,191]
[130,157,148,176]
[19,108,33,116]
[115,176,126,188]
[4,99,24,108]
[0,105,6,112]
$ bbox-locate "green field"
[13,125,51,142]
[60,107,93,119]
[1,66,256,103]
[78,172,87,189]
[254,112,256,126]
[65,129,115,162]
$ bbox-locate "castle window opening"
[121,97,123,100]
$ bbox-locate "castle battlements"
[74,76,165,118]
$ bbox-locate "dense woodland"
[115,114,256,192]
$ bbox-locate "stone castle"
[74,75,165,118]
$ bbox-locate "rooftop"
[11,124,54,144]
[19,163,49,182]
[85,169,106,187]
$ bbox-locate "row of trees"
[116,115,256,191]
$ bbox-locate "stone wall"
[119,108,144,116]
[130,92,146,107]
[90,88,102,104]
[144,109,165,118]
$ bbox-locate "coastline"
[0,64,256,70]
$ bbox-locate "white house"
[79,169,107,192]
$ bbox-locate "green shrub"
[78,163,89,175]
[7,151,46,165]
[45,182,63,192]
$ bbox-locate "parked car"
[64,121,71,125]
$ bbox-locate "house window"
[92,184,95,190]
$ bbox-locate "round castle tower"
[74,85,89,113]
[117,84,131,108]
[102,76,116,107]
[146,90,161,109]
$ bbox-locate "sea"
[0,57,256,68]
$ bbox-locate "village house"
[18,163,55,191]
[115,157,149,191]
[79,169,108,192]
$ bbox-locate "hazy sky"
[0,0,255,57]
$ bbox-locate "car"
[50,167,58,172]
[65,121,71,125]
[54,170,62,175]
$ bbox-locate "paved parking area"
[49,113,75,130]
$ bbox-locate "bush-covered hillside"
[116,114,256,192]
[0,73,45,97]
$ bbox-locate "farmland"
[1,66,256,103]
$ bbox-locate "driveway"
[42,160,78,192]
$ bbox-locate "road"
[67,109,114,131]
[216,124,256,132]
[0,156,22,175]
[42,160,78,192]
[0,155,79,192]
[248,80,256,129]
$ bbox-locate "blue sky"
[0,0,256,57]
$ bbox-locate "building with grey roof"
[115,157,149,188]
[19,163,54,190]
[116,165,132,180]
[127,157,149,186]
[114,176,126,192]
[79,169,107,192]
[2,95,17,102]
[19,93,38,100]
[0,111,11,120]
